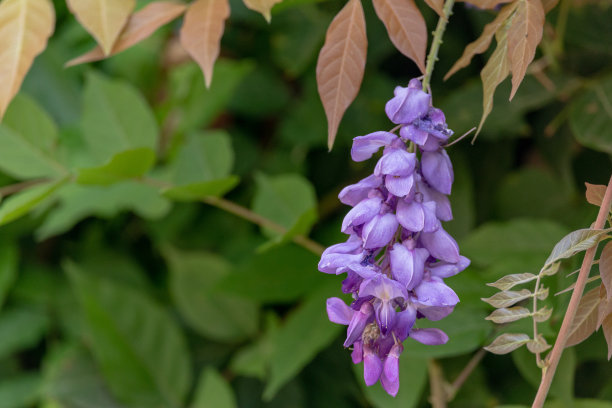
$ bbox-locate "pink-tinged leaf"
[242,0,281,22]
[373,0,426,72]
[66,1,186,67]
[316,0,367,151]
[507,0,545,100]
[444,2,516,80]
[0,0,55,119]
[566,286,601,348]
[526,334,551,354]
[597,286,612,329]
[586,182,606,207]
[66,0,136,56]
[457,0,513,9]
[541,0,559,12]
[602,314,612,360]
[423,0,444,16]
[476,26,510,135]
[487,272,537,291]
[484,333,530,354]
[481,288,532,308]
[485,306,531,324]
[600,242,612,300]
[180,0,230,88]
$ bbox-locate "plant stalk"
[422,0,455,92]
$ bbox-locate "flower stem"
[531,173,612,408]
[422,0,455,93]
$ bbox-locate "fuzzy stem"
[532,173,612,408]
[422,0,455,93]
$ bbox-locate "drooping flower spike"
[318,78,469,396]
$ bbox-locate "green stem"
[422,0,456,93]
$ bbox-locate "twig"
[447,349,487,400]
[532,173,612,408]
[422,0,455,93]
[0,179,46,196]
[532,273,543,366]
[428,359,447,408]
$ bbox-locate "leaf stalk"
[422,0,455,93]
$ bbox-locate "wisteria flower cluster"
[318,78,470,396]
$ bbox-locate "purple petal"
[344,302,373,347]
[375,300,397,335]
[418,305,455,321]
[351,131,398,162]
[318,252,363,274]
[419,228,460,263]
[414,277,459,308]
[418,178,452,221]
[342,271,363,294]
[393,304,417,340]
[374,149,416,177]
[362,213,398,249]
[422,201,440,232]
[396,199,424,232]
[428,256,471,278]
[326,297,354,325]
[380,344,402,396]
[385,174,414,197]
[359,274,407,301]
[385,86,431,124]
[389,243,428,290]
[421,150,454,195]
[341,197,382,234]
[347,263,380,279]
[409,328,448,345]
[399,124,428,145]
[352,340,363,364]
[338,175,383,206]
[363,346,383,386]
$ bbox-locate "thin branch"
[532,173,612,408]
[428,359,447,408]
[422,0,455,92]
[0,179,46,196]
[447,349,487,401]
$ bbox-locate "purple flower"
[320,78,468,397]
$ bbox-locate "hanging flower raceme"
[318,78,470,396]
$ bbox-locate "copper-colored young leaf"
[476,26,510,135]
[526,334,551,353]
[602,313,612,360]
[66,1,186,67]
[457,0,513,9]
[585,182,606,207]
[316,0,367,151]
[533,306,553,323]
[423,0,444,16]
[485,306,531,324]
[484,333,530,354]
[597,290,612,329]
[444,2,516,80]
[541,0,559,12]
[66,0,135,55]
[507,0,545,100]
[0,0,55,119]
[373,0,426,72]
[482,289,532,308]
[180,0,229,88]
[600,241,612,300]
[566,286,601,348]
[487,272,537,291]
[242,0,281,22]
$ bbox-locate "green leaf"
[217,244,326,303]
[263,279,342,400]
[35,182,171,240]
[229,313,280,380]
[0,374,41,408]
[402,306,489,358]
[164,247,259,342]
[546,400,612,408]
[82,72,159,165]
[162,177,240,201]
[191,367,237,408]
[544,228,611,267]
[353,355,427,408]
[65,262,192,408]
[43,345,127,408]
[252,173,317,241]
[76,148,156,186]
[0,243,18,311]
[0,178,68,226]
[0,308,49,360]
[570,74,612,154]
[0,94,67,179]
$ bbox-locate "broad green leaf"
[0,178,67,226]
[461,219,568,267]
[482,289,533,308]
[36,182,171,240]
[486,306,532,324]
[66,262,192,408]
[0,308,49,360]
[0,243,17,311]
[402,307,489,358]
[0,374,41,408]
[252,173,317,241]
[487,273,537,291]
[82,72,159,165]
[229,313,280,380]
[76,148,156,186]
[191,367,237,408]
[546,401,612,408]
[545,228,610,267]
[217,244,325,303]
[164,247,259,342]
[570,74,612,154]
[229,66,291,117]
[353,355,427,408]
[43,345,126,408]
[484,333,530,354]
[0,94,67,179]
[162,177,240,201]
[263,279,342,400]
